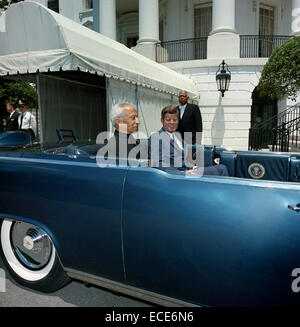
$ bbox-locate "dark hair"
[161,105,179,119]
[6,102,17,109]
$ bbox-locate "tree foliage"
[257,36,300,101]
[0,0,23,10]
[0,79,36,131]
[0,79,37,108]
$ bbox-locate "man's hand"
[186,166,199,175]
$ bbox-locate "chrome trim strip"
[66,268,199,307]
[0,155,137,170]
[0,155,99,168]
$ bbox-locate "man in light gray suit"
[148,105,228,176]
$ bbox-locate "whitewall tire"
[0,219,70,292]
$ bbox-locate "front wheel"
[0,219,70,293]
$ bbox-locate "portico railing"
[156,35,292,63]
[156,37,208,63]
[240,35,292,58]
[249,103,300,152]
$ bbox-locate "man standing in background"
[18,100,37,139]
[6,102,19,131]
[177,90,202,145]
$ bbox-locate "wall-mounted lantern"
[216,60,231,97]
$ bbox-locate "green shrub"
[0,79,37,108]
[257,36,300,101]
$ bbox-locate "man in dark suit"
[96,103,148,165]
[177,90,202,145]
[108,103,141,158]
[6,102,19,131]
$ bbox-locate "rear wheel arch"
[0,218,70,292]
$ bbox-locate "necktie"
[170,135,174,167]
[19,114,24,129]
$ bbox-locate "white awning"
[0,1,199,97]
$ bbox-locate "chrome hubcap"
[11,222,53,270]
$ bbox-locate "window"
[194,3,212,38]
[48,0,59,13]
[259,4,274,57]
[259,4,274,36]
[193,3,211,59]
[84,0,93,10]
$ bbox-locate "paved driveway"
[0,258,152,307]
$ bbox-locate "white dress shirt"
[166,131,184,150]
[178,103,187,118]
[18,111,37,135]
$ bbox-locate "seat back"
[204,147,214,167]
[219,152,236,177]
[289,157,300,182]
[236,152,290,181]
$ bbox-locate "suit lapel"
[7,112,16,123]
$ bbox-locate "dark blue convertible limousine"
[1,132,300,306]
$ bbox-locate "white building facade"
[21,0,300,150]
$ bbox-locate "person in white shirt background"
[17,100,37,139]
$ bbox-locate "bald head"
[178,90,189,106]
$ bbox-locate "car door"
[0,152,127,283]
[122,167,300,306]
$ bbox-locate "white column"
[99,0,116,40]
[292,0,300,35]
[59,0,82,23]
[207,0,239,59]
[132,0,159,61]
[211,0,236,35]
[138,0,159,43]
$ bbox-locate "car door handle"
[288,204,300,212]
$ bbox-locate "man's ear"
[115,117,121,128]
